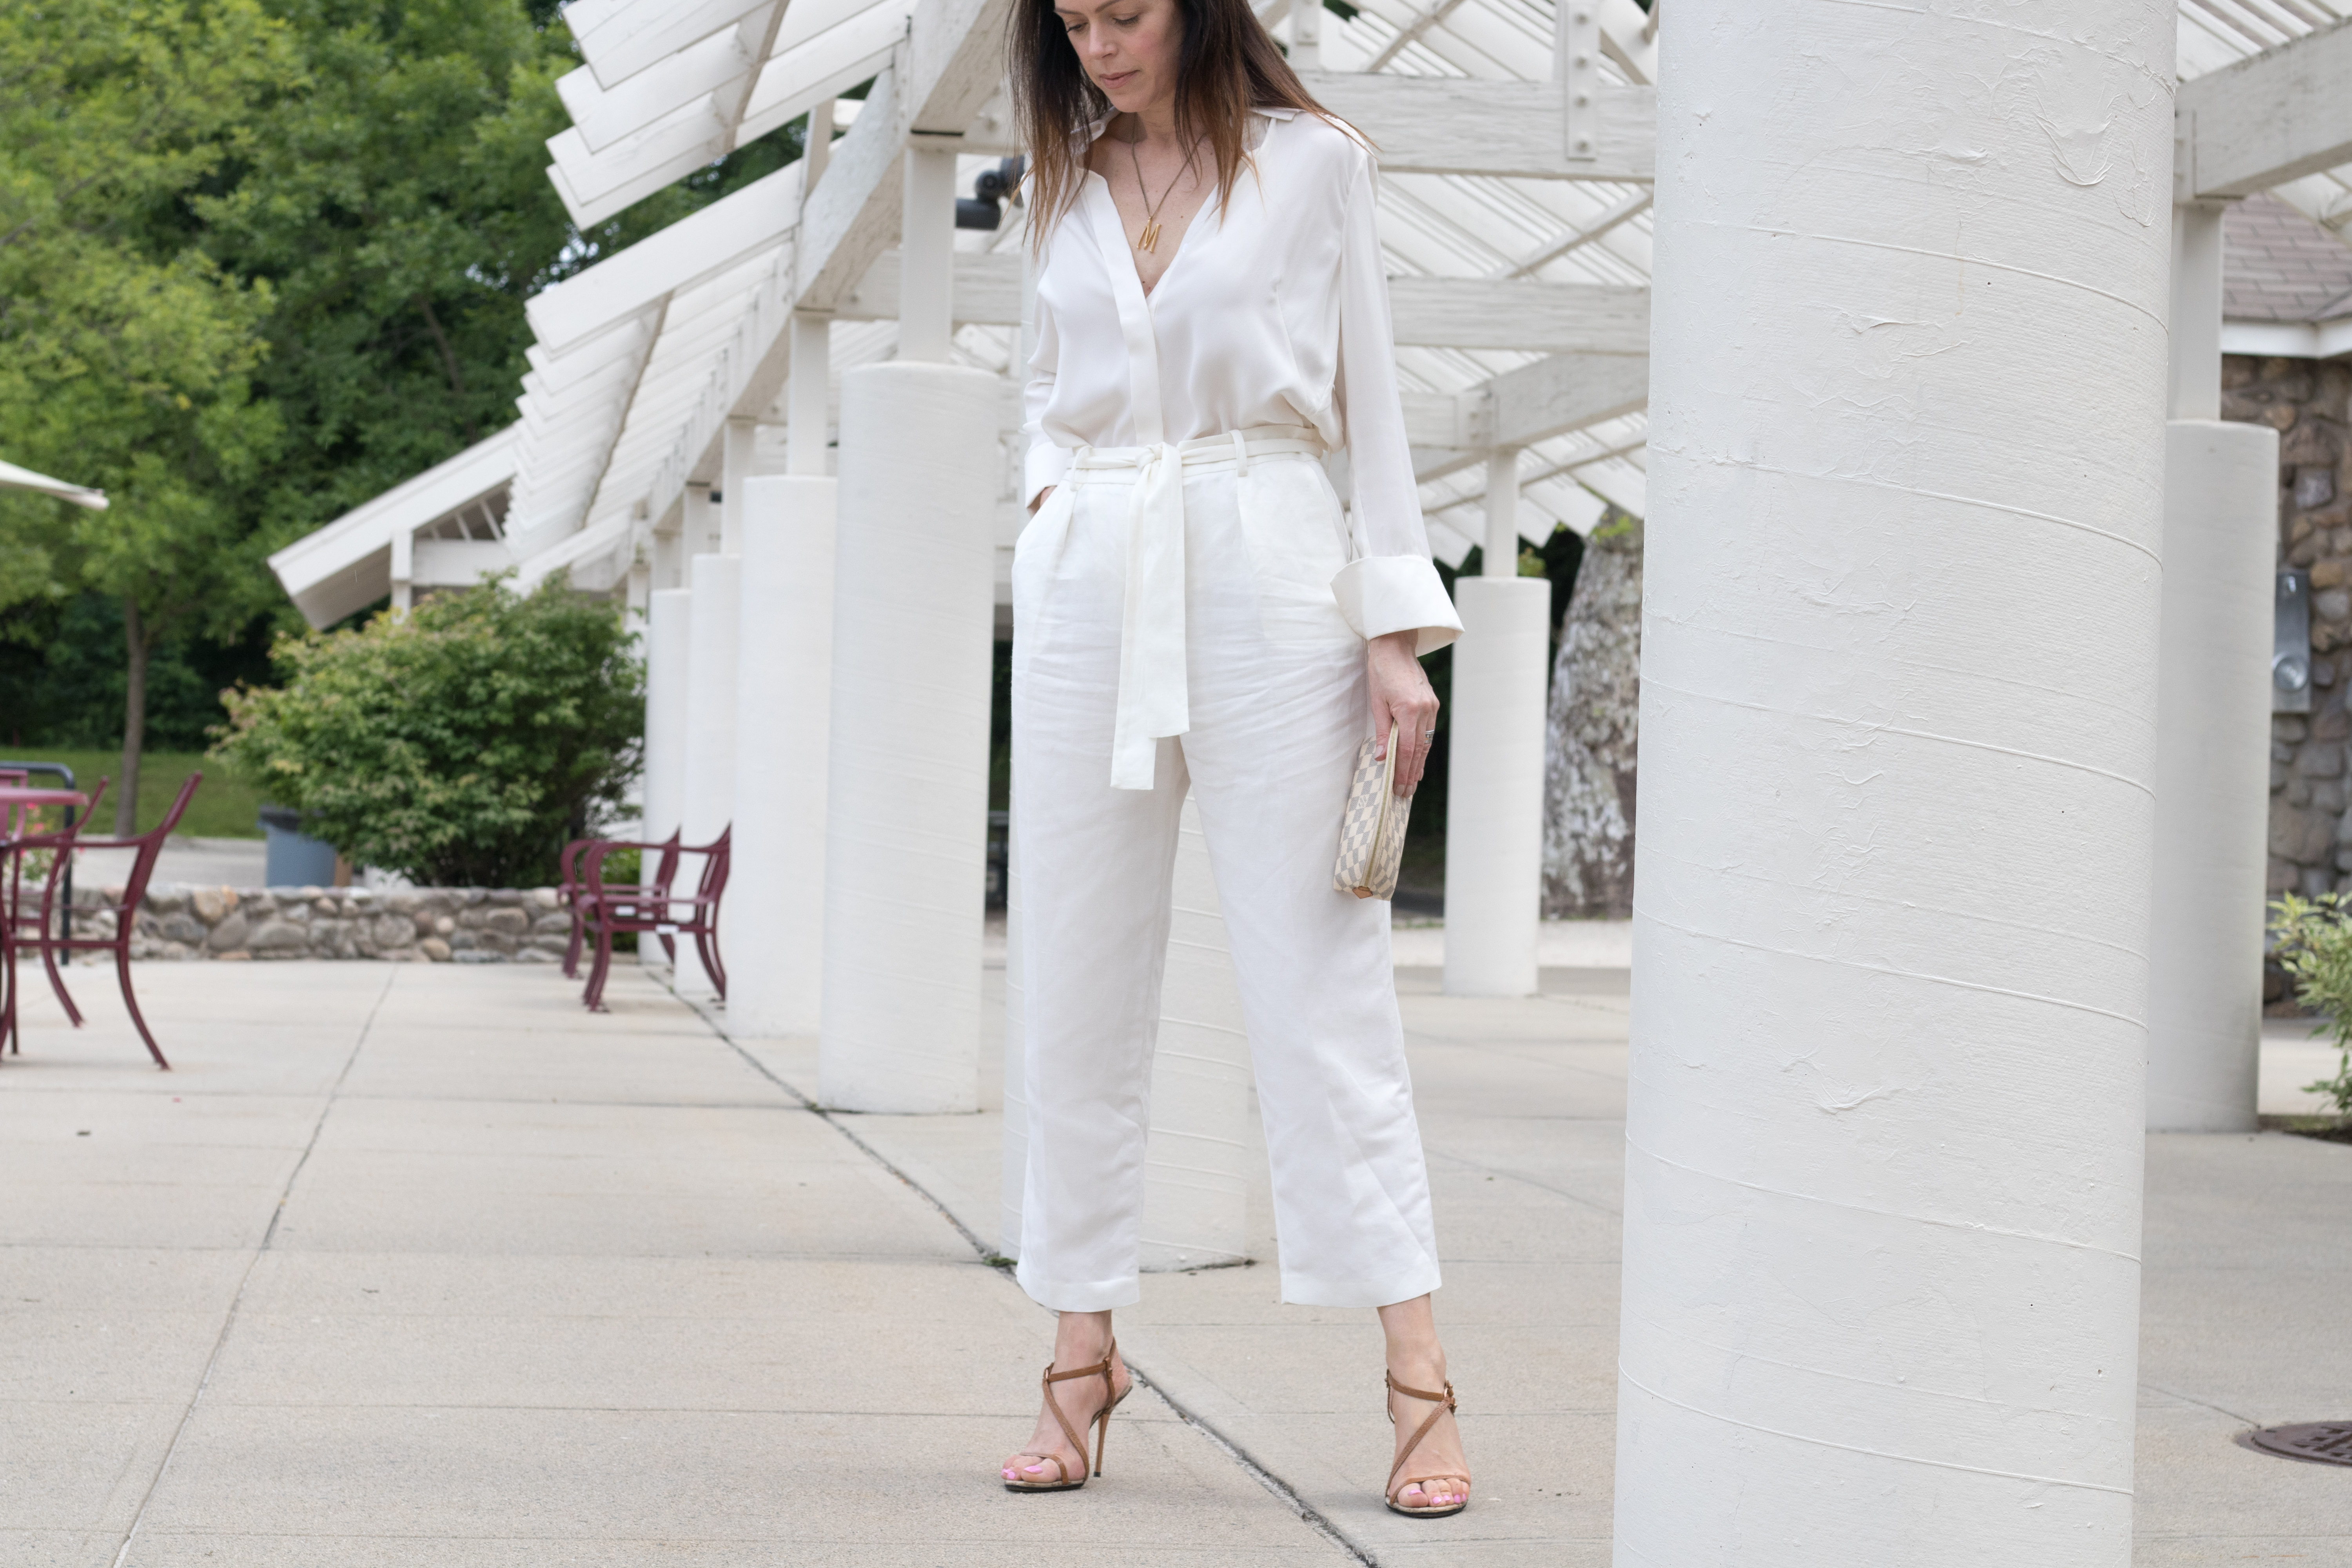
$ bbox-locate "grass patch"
[2261,1114,2352,1145]
[0,749,265,838]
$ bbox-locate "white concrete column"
[817,361,999,1111]
[2149,420,2278,1130]
[787,312,831,477]
[720,419,757,554]
[2169,202,2226,422]
[677,554,740,997]
[726,475,837,1037]
[684,483,719,555]
[1288,0,1322,71]
[389,527,414,614]
[1139,797,1252,1270]
[999,799,1028,1255]
[641,587,693,965]
[653,518,685,591]
[624,552,651,625]
[1442,575,1548,996]
[1483,446,1522,575]
[899,147,957,363]
[2145,195,2274,1131]
[1619,5,2172,1563]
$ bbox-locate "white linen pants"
[1009,434,1443,1312]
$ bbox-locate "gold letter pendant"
[1137,218,1161,254]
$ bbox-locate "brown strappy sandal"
[1003,1340,1132,1493]
[1384,1370,1469,1518]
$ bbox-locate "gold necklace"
[1127,130,1200,254]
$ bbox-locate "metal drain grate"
[2247,1423,2352,1467]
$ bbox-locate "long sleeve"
[1022,285,1073,507]
[1328,152,1462,655]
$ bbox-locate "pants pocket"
[1011,485,1079,655]
[1235,459,1359,646]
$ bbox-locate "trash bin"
[258,806,338,888]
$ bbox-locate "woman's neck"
[1115,101,1184,149]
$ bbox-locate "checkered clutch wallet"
[1333,724,1412,901]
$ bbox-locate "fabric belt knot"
[1071,423,1324,790]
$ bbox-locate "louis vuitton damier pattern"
[1333,724,1412,901]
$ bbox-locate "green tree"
[0,0,299,829]
[4,0,813,802]
[201,0,814,538]
[213,574,643,886]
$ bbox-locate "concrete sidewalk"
[4,959,2349,1565]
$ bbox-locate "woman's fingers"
[1366,631,1438,799]
[1395,697,1435,796]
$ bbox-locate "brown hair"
[1008,0,1345,243]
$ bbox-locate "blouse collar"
[1083,102,1299,145]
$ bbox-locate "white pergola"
[270,0,2352,625]
[263,2,2352,1557]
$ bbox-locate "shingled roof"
[2226,193,2352,326]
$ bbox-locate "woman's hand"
[1368,630,1439,798]
[1029,485,1056,515]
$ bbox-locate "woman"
[1000,0,1471,1519]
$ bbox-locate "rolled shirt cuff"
[1024,442,1074,508]
[1331,555,1463,655]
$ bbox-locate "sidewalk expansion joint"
[674,982,1382,1567]
[110,963,401,1568]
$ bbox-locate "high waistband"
[1061,424,1331,789]
[1068,424,1325,481]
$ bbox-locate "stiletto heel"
[1005,1338,1131,1492]
[1384,1371,1468,1518]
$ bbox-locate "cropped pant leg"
[1011,452,1441,1313]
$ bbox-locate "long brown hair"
[1009,0,1343,243]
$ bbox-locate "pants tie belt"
[1068,425,1325,790]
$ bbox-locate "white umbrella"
[0,457,108,510]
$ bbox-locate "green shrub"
[213,574,642,886]
[2265,892,2352,1116]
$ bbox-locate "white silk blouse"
[1020,106,1463,653]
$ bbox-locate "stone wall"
[1543,515,1642,918]
[62,886,575,964]
[2235,355,2352,907]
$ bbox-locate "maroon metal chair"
[560,829,681,978]
[580,825,728,1013]
[14,772,201,1069]
[1,777,109,1060]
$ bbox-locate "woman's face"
[1054,0,1185,119]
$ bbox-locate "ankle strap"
[1045,1338,1117,1385]
[1385,1371,1455,1409]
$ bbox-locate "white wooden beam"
[575,0,768,92]
[1388,276,1648,354]
[1486,350,1650,448]
[1404,352,1650,473]
[1304,72,1653,182]
[2179,19,2352,198]
[525,159,800,353]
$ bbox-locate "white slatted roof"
[279,0,2352,612]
